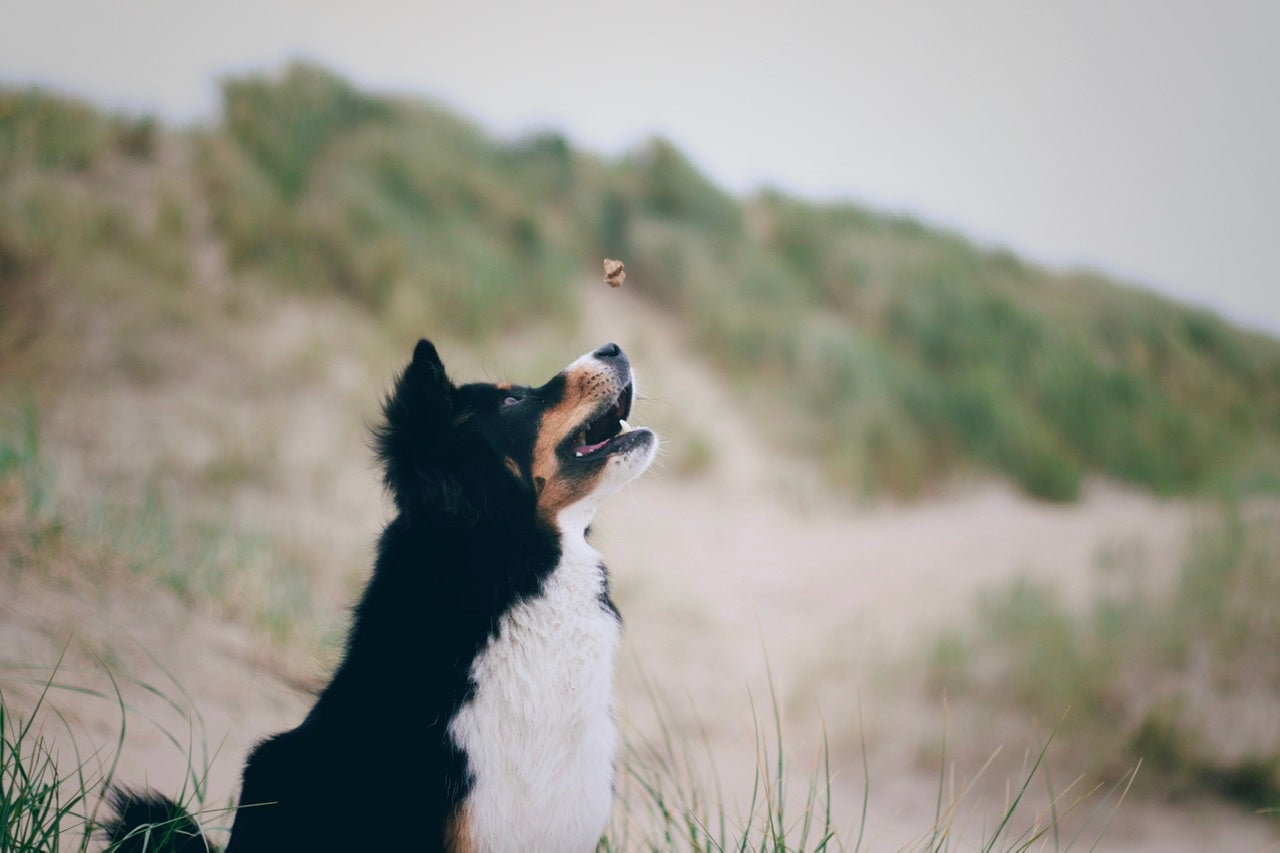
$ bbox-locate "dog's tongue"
[575,438,610,457]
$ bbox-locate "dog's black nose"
[593,342,623,360]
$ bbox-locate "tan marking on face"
[445,803,475,853]
[531,363,613,524]
[495,382,512,391]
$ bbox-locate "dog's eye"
[502,395,521,407]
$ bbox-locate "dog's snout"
[593,342,622,360]
[591,342,631,381]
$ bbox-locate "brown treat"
[603,258,626,288]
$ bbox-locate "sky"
[3,0,1277,335]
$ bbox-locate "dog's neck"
[554,499,602,549]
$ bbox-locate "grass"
[918,723,1124,853]
[232,79,1279,501]
[0,658,112,852]
[199,62,582,329]
[0,650,226,853]
[602,657,839,852]
[0,402,56,527]
[0,651,1132,853]
[927,502,1280,816]
[600,651,1141,852]
[7,67,1280,502]
[0,398,325,650]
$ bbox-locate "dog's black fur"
[104,340,638,852]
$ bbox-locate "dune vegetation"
[5,62,1280,503]
[2,62,1279,849]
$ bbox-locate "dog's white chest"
[447,537,621,852]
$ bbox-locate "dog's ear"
[411,338,445,380]
[377,338,463,513]
[404,339,450,402]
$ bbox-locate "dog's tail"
[100,786,219,853]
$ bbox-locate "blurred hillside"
[3,61,1280,502]
[3,63,1280,849]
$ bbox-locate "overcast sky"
[4,0,1277,334]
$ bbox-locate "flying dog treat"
[603,258,626,288]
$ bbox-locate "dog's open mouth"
[568,382,638,459]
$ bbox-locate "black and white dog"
[106,340,657,852]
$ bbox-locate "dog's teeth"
[618,419,632,433]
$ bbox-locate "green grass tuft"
[0,651,228,853]
[928,503,1280,813]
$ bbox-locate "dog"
[104,339,658,852]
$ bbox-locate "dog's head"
[377,340,657,533]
